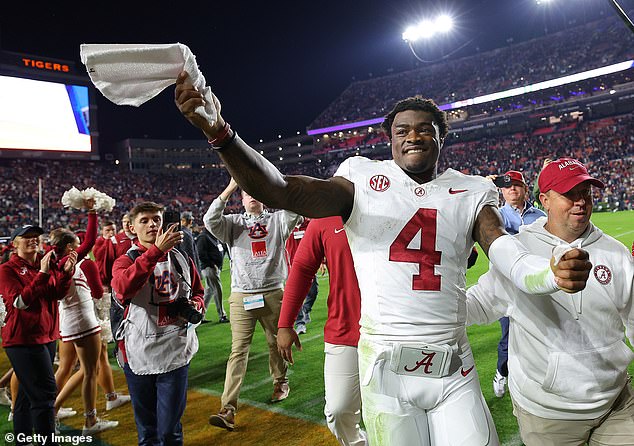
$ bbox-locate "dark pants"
[124,363,189,446]
[294,277,319,326]
[497,316,509,376]
[5,341,57,446]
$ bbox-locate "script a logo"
[369,175,390,192]
[404,350,436,374]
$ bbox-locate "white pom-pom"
[61,187,116,212]
[61,187,85,210]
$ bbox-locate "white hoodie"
[467,217,634,420]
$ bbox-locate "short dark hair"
[102,219,115,228]
[381,96,449,140]
[129,202,164,222]
[181,211,193,223]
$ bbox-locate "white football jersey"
[335,157,498,343]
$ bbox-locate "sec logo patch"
[369,175,390,192]
[593,265,612,285]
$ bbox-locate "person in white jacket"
[467,157,634,446]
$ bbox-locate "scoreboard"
[0,50,98,160]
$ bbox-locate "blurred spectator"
[196,228,228,324]
[179,211,200,273]
[285,219,319,335]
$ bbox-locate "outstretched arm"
[473,205,591,294]
[174,72,353,220]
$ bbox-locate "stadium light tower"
[402,14,454,43]
[402,13,472,63]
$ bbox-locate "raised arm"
[58,199,98,268]
[174,72,353,220]
[473,205,591,294]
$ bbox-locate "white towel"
[80,43,216,125]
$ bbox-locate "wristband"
[208,122,237,151]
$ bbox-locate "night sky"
[0,0,620,149]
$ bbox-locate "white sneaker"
[82,418,119,435]
[493,370,507,398]
[0,387,11,406]
[106,394,131,411]
[295,323,307,335]
[58,407,77,419]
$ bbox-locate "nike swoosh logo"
[334,228,345,234]
[569,166,580,171]
[461,365,475,377]
[449,188,468,194]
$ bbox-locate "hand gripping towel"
[80,43,216,125]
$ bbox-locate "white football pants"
[358,336,499,446]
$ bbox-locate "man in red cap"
[468,158,634,446]
[490,170,546,398]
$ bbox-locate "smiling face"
[540,181,593,243]
[13,232,41,260]
[130,211,163,247]
[390,110,443,183]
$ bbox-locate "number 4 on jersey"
[389,208,441,291]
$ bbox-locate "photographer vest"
[116,248,199,375]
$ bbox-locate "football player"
[175,74,592,446]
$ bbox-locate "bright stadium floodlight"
[402,14,454,42]
[402,13,470,63]
[402,25,423,42]
[435,15,454,33]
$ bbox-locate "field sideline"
[0,210,631,445]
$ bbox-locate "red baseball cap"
[503,170,526,186]
[538,158,604,194]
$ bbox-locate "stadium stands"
[1,110,631,237]
[310,15,634,131]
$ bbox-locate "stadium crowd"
[310,15,634,130]
[1,110,632,238]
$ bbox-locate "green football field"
[189,210,634,445]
